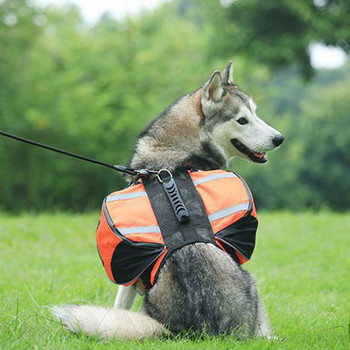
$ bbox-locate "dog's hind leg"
[255,299,272,338]
[114,285,137,310]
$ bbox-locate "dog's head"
[201,61,284,163]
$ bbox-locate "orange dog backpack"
[96,168,258,288]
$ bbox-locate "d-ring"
[156,169,173,183]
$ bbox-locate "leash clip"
[136,169,153,178]
[114,166,158,179]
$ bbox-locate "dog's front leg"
[114,285,137,309]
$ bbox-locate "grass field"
[0,212,349,349]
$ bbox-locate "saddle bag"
[96,168,258,287]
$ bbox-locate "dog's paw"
[266,335,285,343]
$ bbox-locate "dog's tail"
[52,305,167,340]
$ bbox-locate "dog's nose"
[272,135,284,147]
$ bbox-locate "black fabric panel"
[111,240,164,285]
[216,215,258,260]
[142,168,215,257]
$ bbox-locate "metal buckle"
[156,169,173,183]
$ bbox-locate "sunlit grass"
[0,212,349,349]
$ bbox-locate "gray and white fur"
[53,61,283,340]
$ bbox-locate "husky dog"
[53,62,284,340]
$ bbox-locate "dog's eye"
[237,117,248,125]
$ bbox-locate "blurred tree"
[206,0,350,79]
[0,0,216,211]
[0,0,349,211]
[297,78,350,210]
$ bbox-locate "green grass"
[0,212,349,349]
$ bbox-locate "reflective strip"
[107,191,147,202]
[118,226,161,235]
[193,172,237,186]
[208,203,249,222]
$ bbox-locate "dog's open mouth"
[231,139,268,163]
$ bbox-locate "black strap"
[142,168,215,257]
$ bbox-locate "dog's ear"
[221,61,234,85]
[202,70,224,103]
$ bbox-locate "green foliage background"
[0,0,349,212]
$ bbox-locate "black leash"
[0,130,155,177]
[0,130,193,224]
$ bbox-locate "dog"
[52,61,284,340]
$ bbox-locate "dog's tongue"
[253,152,267,160]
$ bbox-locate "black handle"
[162,176,190,223]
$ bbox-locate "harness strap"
[142,168,216,257]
